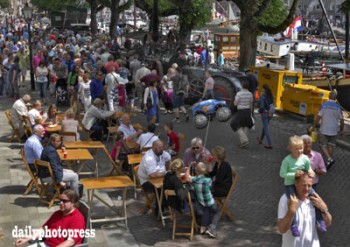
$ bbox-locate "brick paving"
[1,86,350,246]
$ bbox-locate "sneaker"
[257,137,262,144]
[318,220,327,232]
[239,142,248,148]
[264,145,273,149]
[291,225,300,237]
[205,227,217,238]
[172,118,180,123]
[185,114,189,122]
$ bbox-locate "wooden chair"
[140,147,152,153]
[215,169,239,222]
[34,159,62,208]
[59,131,77,142]
[22,115,33,138]
[4,110,22,142]
[109,159,123,176]
[20,149,41,195]
[107,126,119,142]
[75,200,90,247]
[164,190,196,241]
[134,165,155,213]
[176,132,186,158]
[80,122,94,141]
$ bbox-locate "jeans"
[197,202,219,229]
[260,113,272,145]
[38,82,48,99]
[62,169,79,195]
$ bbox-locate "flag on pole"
[284,16,302,38]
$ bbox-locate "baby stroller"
[56,86,69,106]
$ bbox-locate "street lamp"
[22,3,35,91]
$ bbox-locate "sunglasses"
[59,199,71,203]
[192,146,201,150]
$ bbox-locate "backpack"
[174,74,185,95]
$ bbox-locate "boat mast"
[318,0,344,60]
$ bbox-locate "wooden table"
[80,176,134,229]
[148,177,171,226]
[57,149,94,175]
[127,153,144,199]
[63,141,121,176]
[47,124,62,133]
[132,123,144,131]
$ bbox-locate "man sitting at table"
[183,137,212,175]
[137,140,171,193]
[24,124,45,171]
[118,113,143,142]
[136,123,159,150]
[11,94,31,131]
[27,100,46,126]
[82,98,115,141]
[39,134,80,195]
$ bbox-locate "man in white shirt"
[11,94,31,129]
[27,100,45,126]
[118,114,142,142]
[277,170,332,247]
[24,124,45,170]
[137,123,159,149]
[137,140,171,192]
[82,98,115,141]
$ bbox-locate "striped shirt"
[191,175,215,207]
[235,89,253,110]
[318,100,343,136]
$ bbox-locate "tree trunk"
[178,25,191,45]
[239,12,257,71]
[151,0,159,42]
[109,0,118,38]
[90,0,98,36]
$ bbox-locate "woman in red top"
[164,122,180,156]
[15,189,86,247]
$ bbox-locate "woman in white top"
[61,109,80,142]
[161,67,175,114]
[78,72,91,112]
[35,60,49,101]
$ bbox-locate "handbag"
[141,88,153,109]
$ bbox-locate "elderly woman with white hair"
[183,137,212,176]
[301,134,327,190]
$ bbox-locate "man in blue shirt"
[24,124,45,170]
[90,72,105,101]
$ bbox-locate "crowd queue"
[4,26,344,246]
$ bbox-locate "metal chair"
[75,200,90,247]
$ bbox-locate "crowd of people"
[4,24,345,246]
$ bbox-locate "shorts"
[173,94,184,108]
[21,68,27,77]
[318,133,337,146]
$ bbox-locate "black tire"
[185,78,204,105]
[213,76,237,110]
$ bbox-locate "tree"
[225,0,299,70]
[31,0,77,12]
[98,0,132,38]
[0,0,10,9]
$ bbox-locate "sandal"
[239,142,249,148]
[257,137,262,144]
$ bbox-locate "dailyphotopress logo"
[12,226,96,240]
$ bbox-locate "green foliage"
[175,0,211,30]
[258,0,287,28]
[31,0,79,11]
[340,0,350,14]
[0,0,10,9]
[145,0,176,15]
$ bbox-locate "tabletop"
[47,124,62,133]
[148,177,164,189]
[132,123,144,130]
[126,140,139,149]
[81,176,135,189]
[57,149,94,161]
[127,153,144,165]
[63,141,105,149]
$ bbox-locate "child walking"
[280,135,325,237]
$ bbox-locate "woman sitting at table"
[61,109,80,142]
[163,159,192,213]
[208,146,233,197]
[43,104,59,126]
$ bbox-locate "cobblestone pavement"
[1,86,350,246]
